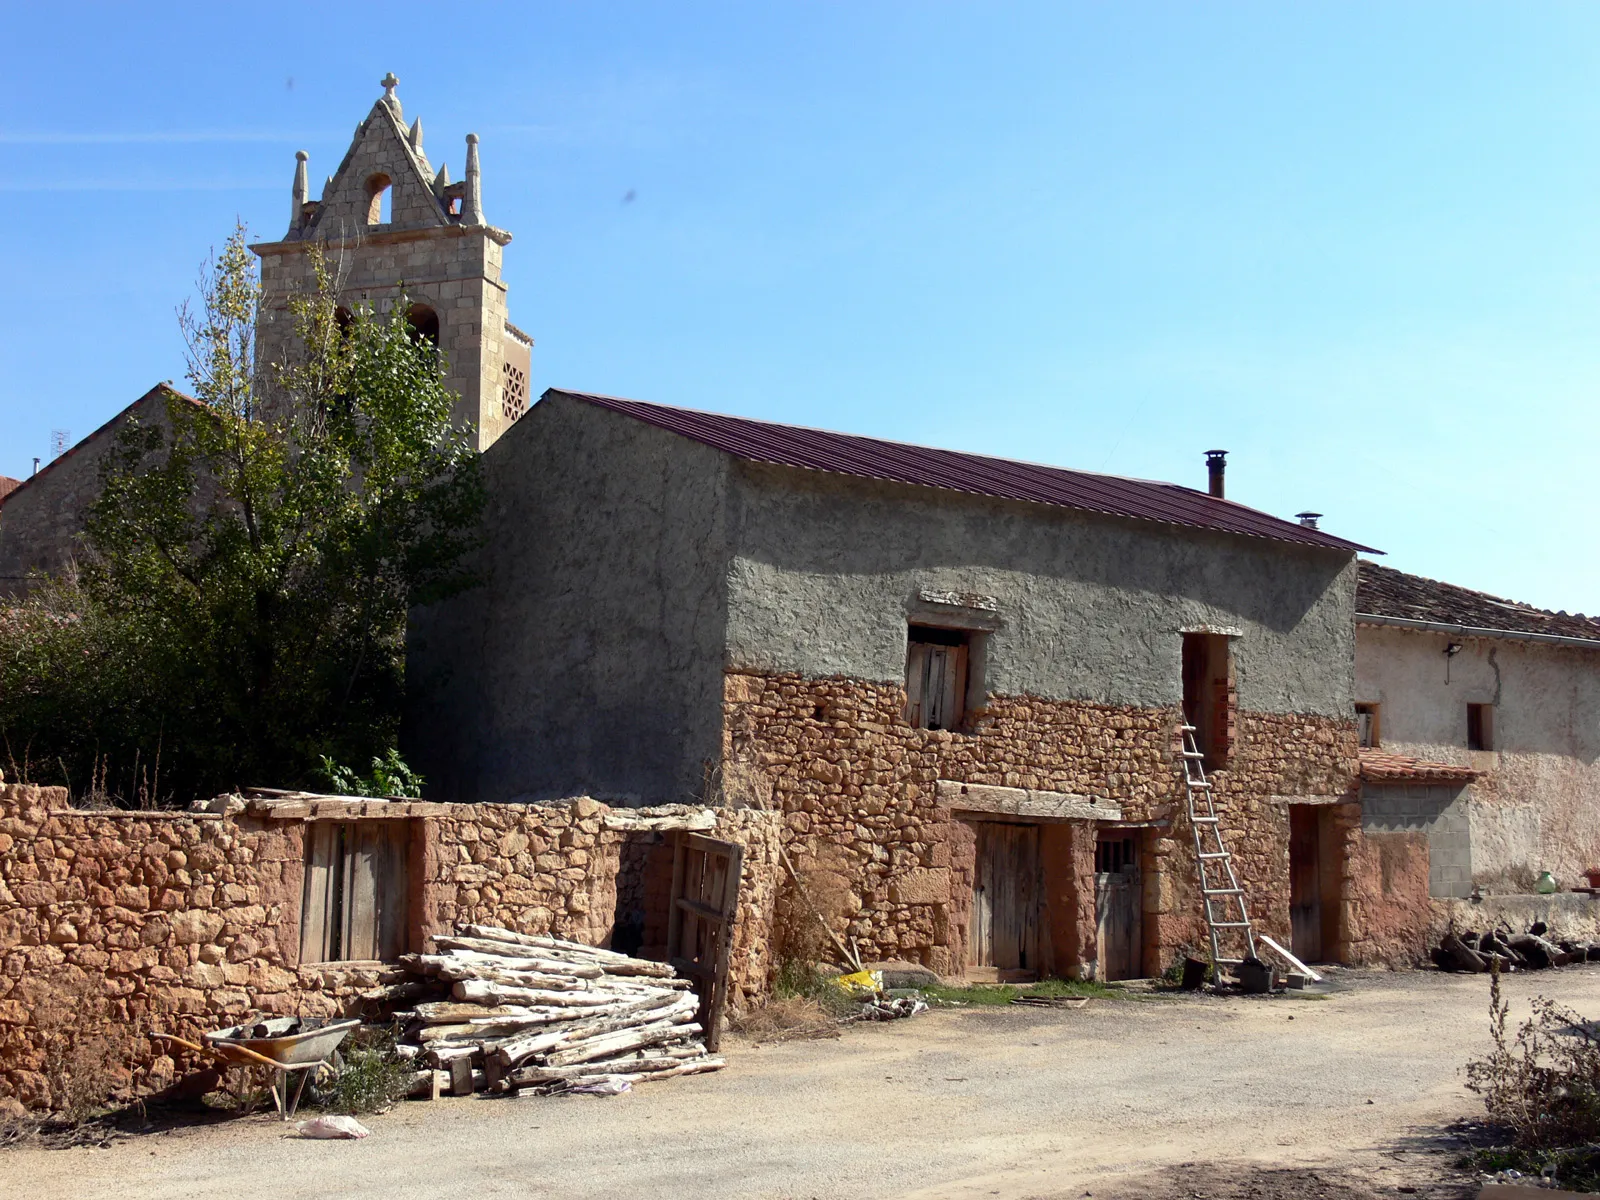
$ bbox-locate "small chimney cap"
[1205,449,1228,460]
[1295,511,1323,529]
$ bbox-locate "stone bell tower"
[252,74,532,451]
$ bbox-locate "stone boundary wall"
[0,784,779,1112]
[722,670,1360,978]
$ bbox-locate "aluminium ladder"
[1180,723,1258,981]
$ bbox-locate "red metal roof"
[550,390,1375,554]
[1359,749,1478,786]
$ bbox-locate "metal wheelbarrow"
[157,1017,361,1119]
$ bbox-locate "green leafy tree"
[0,225,482,802]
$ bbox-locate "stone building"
[0,77,529,592]
[0,781,781,1112]
[1352,561,1600,960]
[251,74,531,452]
[409,388,1379,980]
[0,385,188,594]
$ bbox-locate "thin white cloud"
[0,179,280,192]
[0,131,332,145]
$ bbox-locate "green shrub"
[322,1029,412,1115]
[318,749,424,798]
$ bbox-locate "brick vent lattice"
[501,359,529,422]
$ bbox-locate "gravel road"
[13,965,1599,1200]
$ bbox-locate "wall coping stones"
[937,780,1124,823]
[45,808,223,821]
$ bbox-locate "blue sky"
[2,3,1597,611]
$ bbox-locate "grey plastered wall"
[1361,782,1473,898]
[405,393,732,805]
[724,462,1358,717]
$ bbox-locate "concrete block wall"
[1360,782,1473,899]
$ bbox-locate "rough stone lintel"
[937,780,1123,823]
[1267,793,1351,807]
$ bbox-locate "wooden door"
[300,821,409,964]
[666,832,743,1052]
[1289,806,1323,962]
[967,822,1041,977]
[1095,833,1142,981]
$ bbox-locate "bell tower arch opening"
[406,304,441,348]
[364,173,392,226]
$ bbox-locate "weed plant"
[1465,964,1600,1189]
[320,1028,412,1115]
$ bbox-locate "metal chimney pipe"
[1205,450,1227,499]
[1296,512,1322,530]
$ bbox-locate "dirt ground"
[11,965,1600,1200]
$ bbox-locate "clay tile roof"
[550,390,1376,554]
[0,476,20,503]
[1358,748,1478,786]
[1357,560,1600,643]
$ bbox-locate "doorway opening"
[1095,830,1144,981]
[967,820,1042,982]
[1181,632,1232,771]
[1288,805,1338,962]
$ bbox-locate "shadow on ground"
[1075,1123,1486,1200]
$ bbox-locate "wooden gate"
[666,832,743,1052]
[1095,832,1142,981]
[300,821,409,964]
[967,821,1041,978]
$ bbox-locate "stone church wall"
[0,387,184,597]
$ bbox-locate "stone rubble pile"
[385,924,723,1095]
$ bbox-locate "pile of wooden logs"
[380,924,724,1095]
[1433,923,1600,973]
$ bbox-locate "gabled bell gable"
[307,86,448,238]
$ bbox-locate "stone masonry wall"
[0,785,779,1112]
[723,671,1360,978]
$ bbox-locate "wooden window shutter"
[928,643,968,731]
[300,822,341,964]
[906,641,930,727]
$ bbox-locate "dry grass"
[30,968,145,1122]
[1465,965,1600,1190]
[727,995,844,1044]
